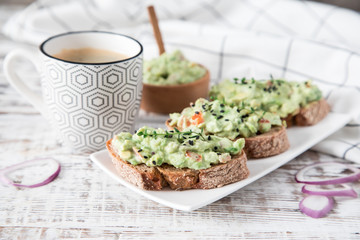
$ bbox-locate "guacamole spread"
[209,78,322,118]
[111,126,245,170]
[143,50,206,85]
[169,98,282,140]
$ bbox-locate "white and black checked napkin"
[3,0,360,163]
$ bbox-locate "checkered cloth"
[3,0,360,163]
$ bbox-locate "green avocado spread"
[111,126,245,170]
[209,78,322,118]
[169,98,282,140]
[143,50,206,85]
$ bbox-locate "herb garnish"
[136,128,206,143]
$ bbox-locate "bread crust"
[281,98,330,126]
[242,126,289,158]
[165,120,290,159]
[294,98,330,126]
[106,140,249,190]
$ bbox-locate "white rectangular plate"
[90,112,351,211]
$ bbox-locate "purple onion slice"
[302,184,358,198]
[295,162,360,185]
[299,195,334,218]
[0,158,61,188]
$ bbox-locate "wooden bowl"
[141,68,210,114]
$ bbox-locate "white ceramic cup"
[4,31,143,153]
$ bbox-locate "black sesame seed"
[212,113,217,117]
[263,88,267,91]
[152,161,156,165]
[195,111,200,114]
[217,153,221,155]
[207,136,212,140]
[210,110,214,113]
[202,105,206,110]
[196,136,200,140]
[220,110,225,113]
[237,109,240,113]
[138,149,143,152]
[236,128,239,132]
[217,116,223,120]
[168,135,173,138]
[242,114,249,118]
[189,140,194,146]
[169,130,174,133]
[191,103,195,107]
[220,104,225,108]
[214,146,218,150]
[134,130,137,133]
[144,156,148,159]
[225,119,229,121]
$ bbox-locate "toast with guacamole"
[209,78,330,126]
[166,98,289,158]
[106,126,249,190]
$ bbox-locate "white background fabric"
[3,0,360,163]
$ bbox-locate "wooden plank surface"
[0,2,359,240]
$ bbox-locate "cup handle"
[3,49,46,116]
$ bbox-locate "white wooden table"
[0,3,359,240]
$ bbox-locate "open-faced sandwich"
[209,78,330,126]
[166,98,289,159]
[106,126,249,190]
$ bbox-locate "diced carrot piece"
[191,112,204,125]
[186,151,202,162]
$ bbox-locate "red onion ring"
[302,184,358,198]
[295,162,360,185]
[0,158,61,188]
[299,195,334,218]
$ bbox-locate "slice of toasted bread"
[281,98,330,127]
[243,126,289,158]
[165,120,289,159]
[294,98,330,126]
[106,140,249,190]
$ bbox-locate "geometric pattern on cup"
[42,55,143,153]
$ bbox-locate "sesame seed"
[225,119,229,121]
[138,149,143,152]
[217,116,223,120]
[214,146,218,150]
[152,161,156,165]
[195,111,200,114]
[220,110,225,113]
[207,136,212,140]
[220,104,225,108]
[144,156,148,159]
[191,103,195,107]
[237,109,240,113]
[189,140,194,146]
